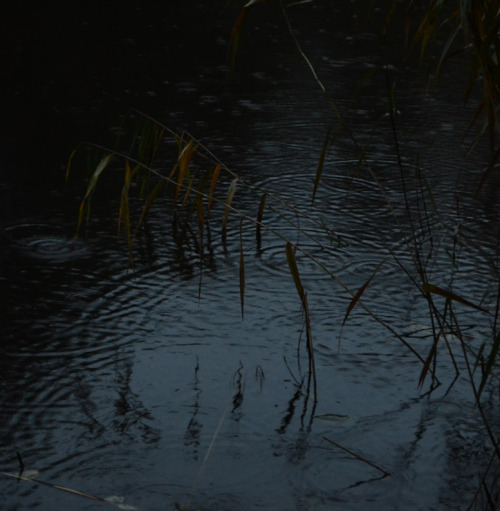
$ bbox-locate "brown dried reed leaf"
[421,283,490,314]
[286,242,304,302]
[342,259,387,327]
[313,126,332,203]
[418,339,438,389]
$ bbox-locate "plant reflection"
[113,355,161,445]
[184,357,202,460]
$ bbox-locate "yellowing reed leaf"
[175,141,197,202]
[77,153,115,232]
[180,177,193,210]
[207,163,221,214]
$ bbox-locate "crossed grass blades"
[64,106,500,510]
[62,1,500,507]
[66,106,493,396]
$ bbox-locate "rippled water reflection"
[2,3,500,511]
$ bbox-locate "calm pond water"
[2,2,500,510]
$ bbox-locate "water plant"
[65,0,500,508]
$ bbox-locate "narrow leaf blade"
[342,259,388,327]
[312,126,332,203]
[421,283,490,314]
[286,242,304,302]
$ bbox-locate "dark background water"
[1,2,500,510]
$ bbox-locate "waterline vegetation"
[64,1,500,508]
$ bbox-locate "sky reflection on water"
[1,2,500,510]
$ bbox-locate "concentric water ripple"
[2,4,500,509]
[4,222,91,264]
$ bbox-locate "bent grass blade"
[286,242,317,400]
[421,283,490,315]
[77,153,115,233]
[222,178,238,238]
[175,141,197,203]
[286,241,305,302]
[339,258,390,349]
[342,258,389,328]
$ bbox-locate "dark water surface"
[2,2,500,510]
